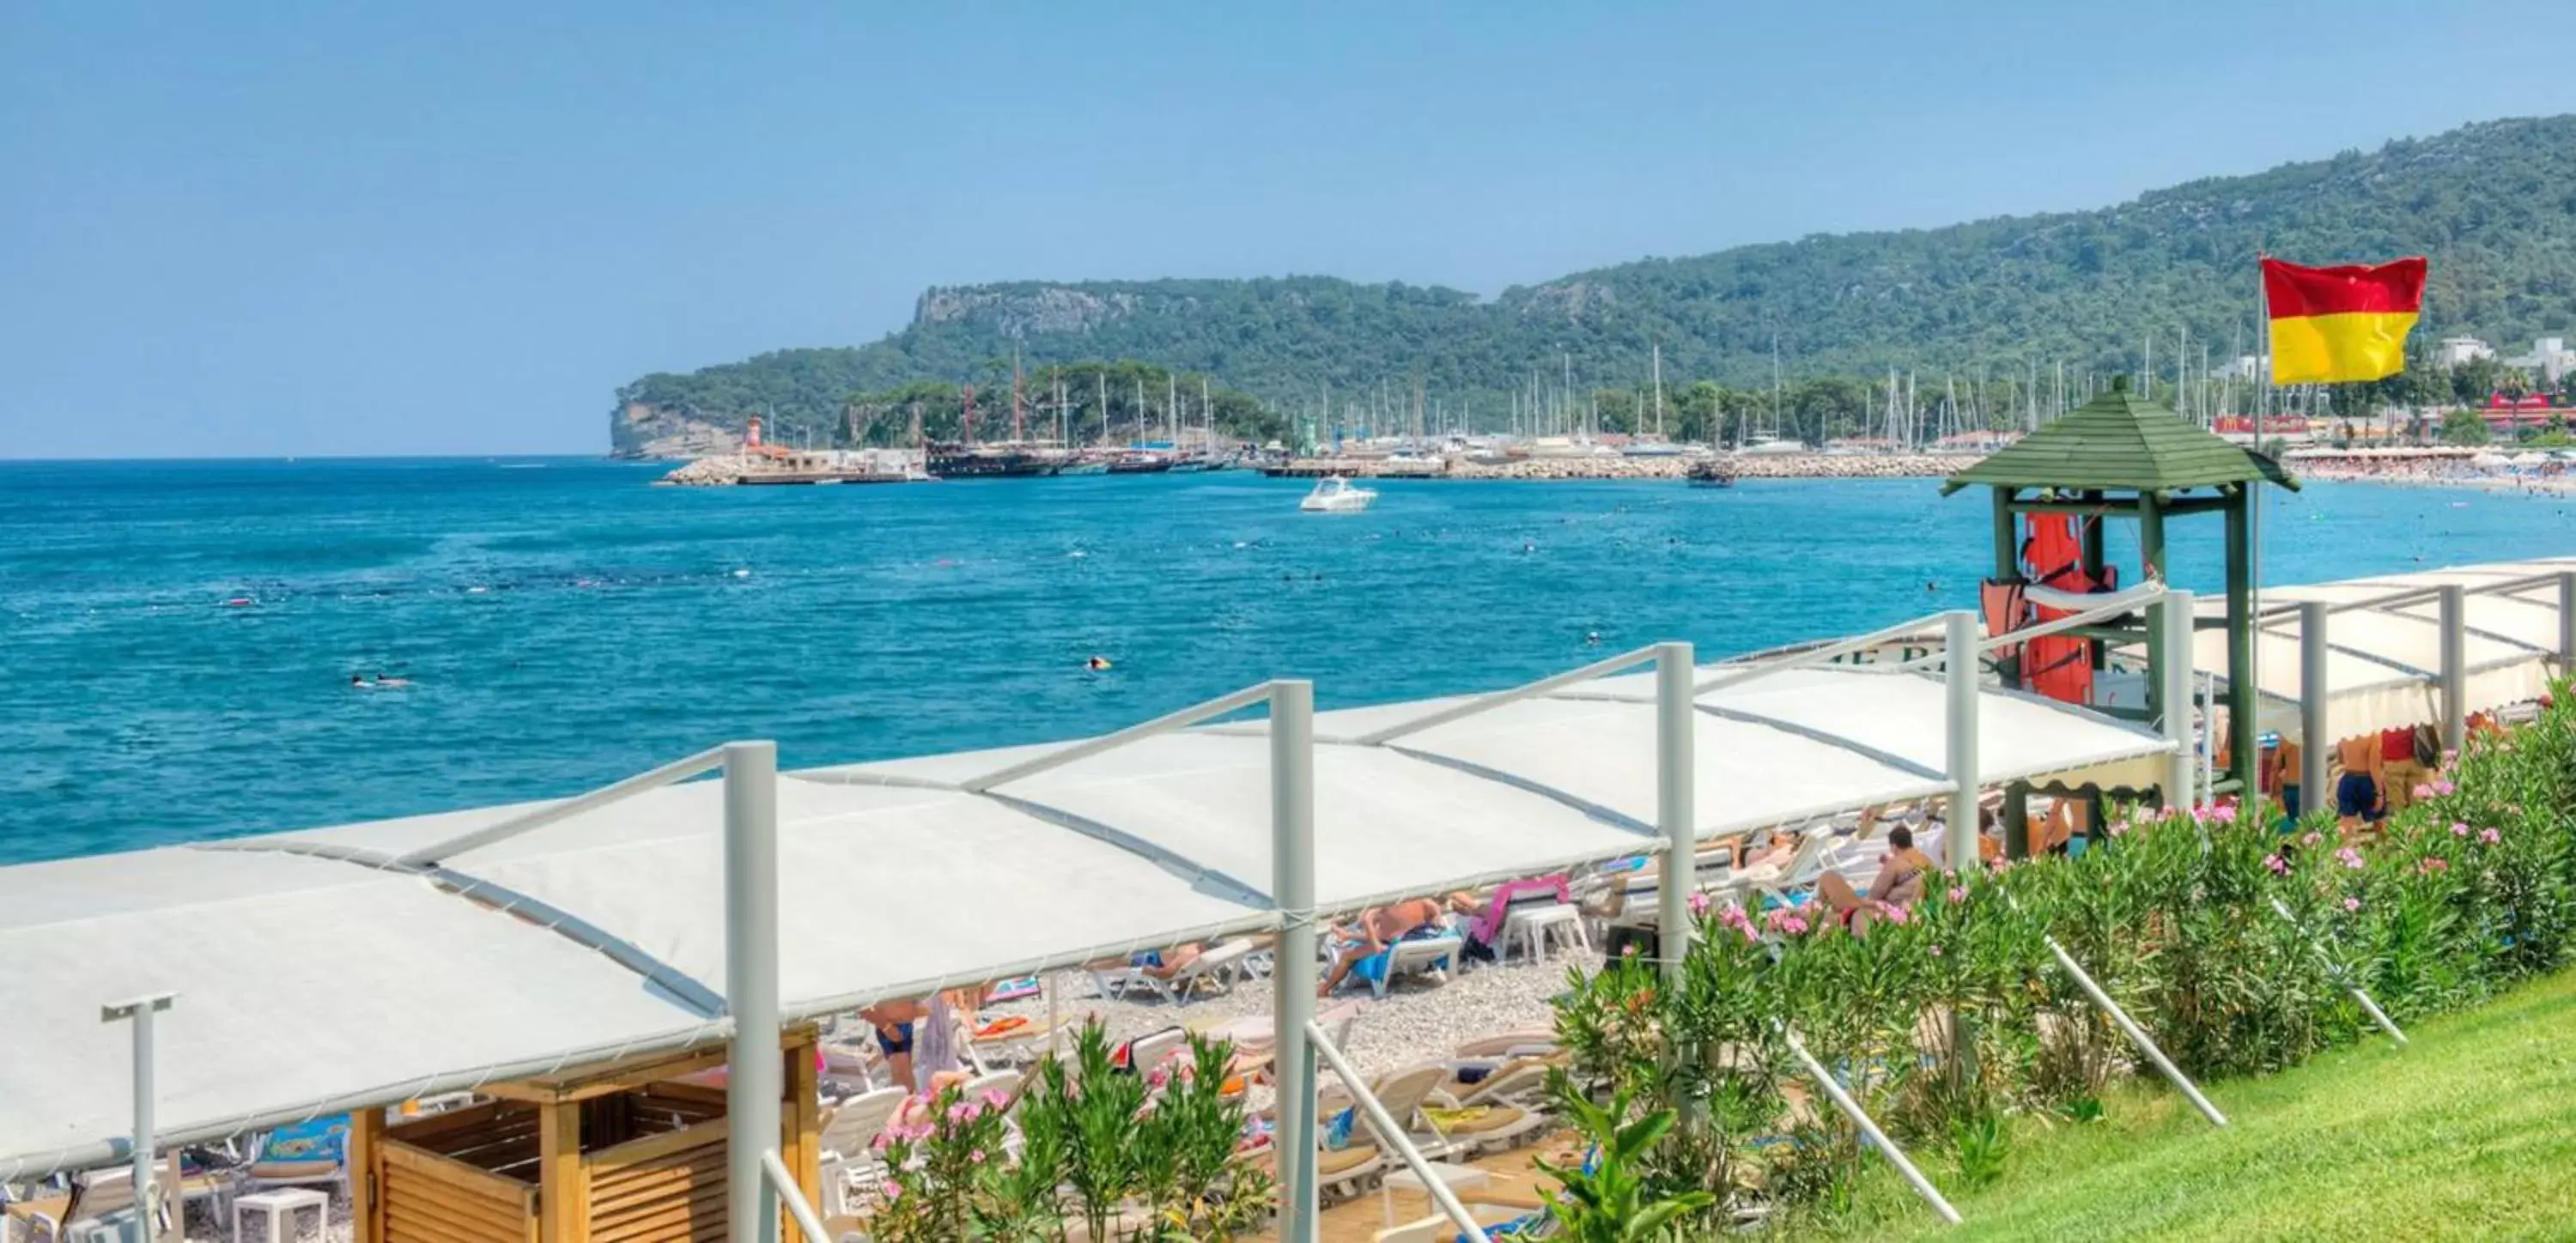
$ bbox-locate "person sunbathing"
[1318,895,1453,997]
[1094,942,1205,979]
[1814,825,1932,936]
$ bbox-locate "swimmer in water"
[373,673,413,688]
[1085,656,1113,671]
[1584,630,1602,646]
[350,675,368,688]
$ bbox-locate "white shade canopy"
[2196,556,2576,743]
[16,555,2568,1175]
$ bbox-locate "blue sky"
[3,2,2569,458]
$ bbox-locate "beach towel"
[260,1115,349,1164]
[1467,876,1572,945]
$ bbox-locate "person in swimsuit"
[1318,895,1455,997]
[1814,825,1932,936]
[859,997,920,1090]
[2334,731,2385,837]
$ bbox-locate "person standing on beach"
[2335,732,2385,837]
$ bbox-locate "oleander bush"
[1553,686,2576,1233]
[862,1022,1268,1242]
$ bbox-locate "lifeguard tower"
[1943,376,2298,852]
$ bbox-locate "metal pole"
[2161,590,2197,810]
[2198,672,2216,807]
[2299,601,2330,817]
[2439,584,2467,756]
[1270,680,1320,1242]
[1307,1022,1492,1243]
[760,1151,831,1243]
[2267,898,2407,1047]
[101,993,176,1243]
[1781,1027,1960,1225]
[2557,572,2576,675]
[724,741,782,1243]
[1656,641,1696,988]
[2044,938,2227,1126]
[1943,610,1980,869]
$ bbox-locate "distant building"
[2434,336,2495,367]
[2504,337,2574,385]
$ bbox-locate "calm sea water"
[3,458,2568,863]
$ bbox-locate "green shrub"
[1550,684,2576,1222]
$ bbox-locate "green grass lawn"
[1801,967,2576,1241]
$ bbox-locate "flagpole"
[2251,252,2268,814]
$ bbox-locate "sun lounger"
[1374,1203,1530,1242]
[1339,933,1463,999]
[1087,937,1257,1005]
[1437,1055,1556,1110]
[1451,1028,1558,1059]
[813,1086,908,1216]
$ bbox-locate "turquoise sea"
[3,458,2569,864]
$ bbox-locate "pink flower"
[2263,853,2288,876]
[2433,779,2457,796]
[1146,1067,1170,1088]
[2335,847,2365,871]
[2478,828,2501,845]
[2415,784,2436,800]
[969,1149,987,1164]
[1780,914,1811,936]
[1947,886,1968,904]
[2451,822,2471,838]
[872,1131,893,1152]
[2108,818,2130,839]
[2300,831,2323,849]
[2343,896,2362,913]
[1687,890,1711,916]
[982,1089,1010,1110]
[2420,857,2449,874]
[1928,944,1944,957]
[1881,904,1912,925]
[883,1183,902,1202]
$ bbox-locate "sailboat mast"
[1651,342,1664,437]
[1012,344,1025,442]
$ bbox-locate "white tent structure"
[5,555,2571,1238]
[2206,557,2576,748]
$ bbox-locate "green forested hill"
[613,115,2576,452]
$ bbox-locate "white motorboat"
[1299,476,1377,512]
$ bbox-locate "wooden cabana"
[1944,376,2297,850]
[349,1027,822,1243]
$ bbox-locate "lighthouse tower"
[745,415,764,449]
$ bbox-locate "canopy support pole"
[1656,641,1695,988]
[2439,584,2467,756]
[2043,938,2227,1127]
[724,741,782,1243]
[1270,680,1320,1243]
[1308,1022,1492,1243]
[1781,1026,1959,1225]
[2558,572,2576,674]
[101,992,175,1243]
[1943,610,1979,870]
[2300,601,2329,816]
[2162,590,2198,810]
[2267,897,2407,1047]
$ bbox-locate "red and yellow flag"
[2262,257,2427,385]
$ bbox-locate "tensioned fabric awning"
[0,649,2171,1175]
[15,552,2572,1175]
[2190,556,2576,744]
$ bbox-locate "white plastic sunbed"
[1087,937,1256,1005]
